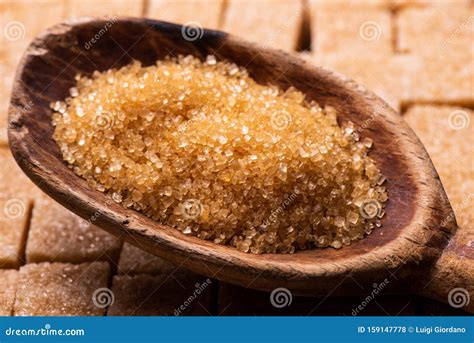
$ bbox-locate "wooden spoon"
[8,18,473,312]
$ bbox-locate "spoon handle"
[417,228,474,313]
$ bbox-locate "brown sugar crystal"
[51,55,387,254]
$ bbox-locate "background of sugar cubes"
[0,0,472,316]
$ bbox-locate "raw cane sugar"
[51,55,387,254]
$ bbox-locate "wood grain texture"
[6,18,469,310]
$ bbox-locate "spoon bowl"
[8,18,469,304]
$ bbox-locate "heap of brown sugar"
[52,55,387,254]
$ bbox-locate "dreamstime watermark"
[92,287,114,308]
[356,114,376,134]
[3,198,26,219]
[354,105,385,134]
[174,279,212,315]
[13,100,34,116]
[440,193,473,228]
[260,193,297,229]
[448,288,470,308]
[81,209,103,228]
[5,323,85,337]
[359,21,381,42]
[77,196,113,229]
[95,110,115,130]
[9,100,34,146]
[181,21,204,41]
[262,12,301,49]
[181,199,203,220]
[3,21,26,41]
[448,110,470,130]
[270,287,293,308]
[270,110,292,130]
[359,199,382,219]
[14,278,36,300]
[84,16,118,50]
[441,15,473,51]
[352,279,390,315]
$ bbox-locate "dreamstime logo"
[359,199,382,219]
[13,100,34,117]
[95,111,115,130]
[270,110,292,130]
[359,21,381,41]
[270,287,292,308]
[82,209,103,228]
[441,15,474,51]
[262,12,301,49]
[352,279,390,315]
[4,323,85,336]
[448,288,470,308]
[84,16,118,50]
[14,277,35,300]
[440,193,473,228]
[92,287,114,308]
[261,193,297,229]
[3,21,26,41]
[3,199,26,219]
[356,114,376,133]
[174,279,212,316]
[448,110,470,130]
[181,21,204,41]
[182,199,203,220]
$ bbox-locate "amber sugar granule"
[52,55,387,254]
